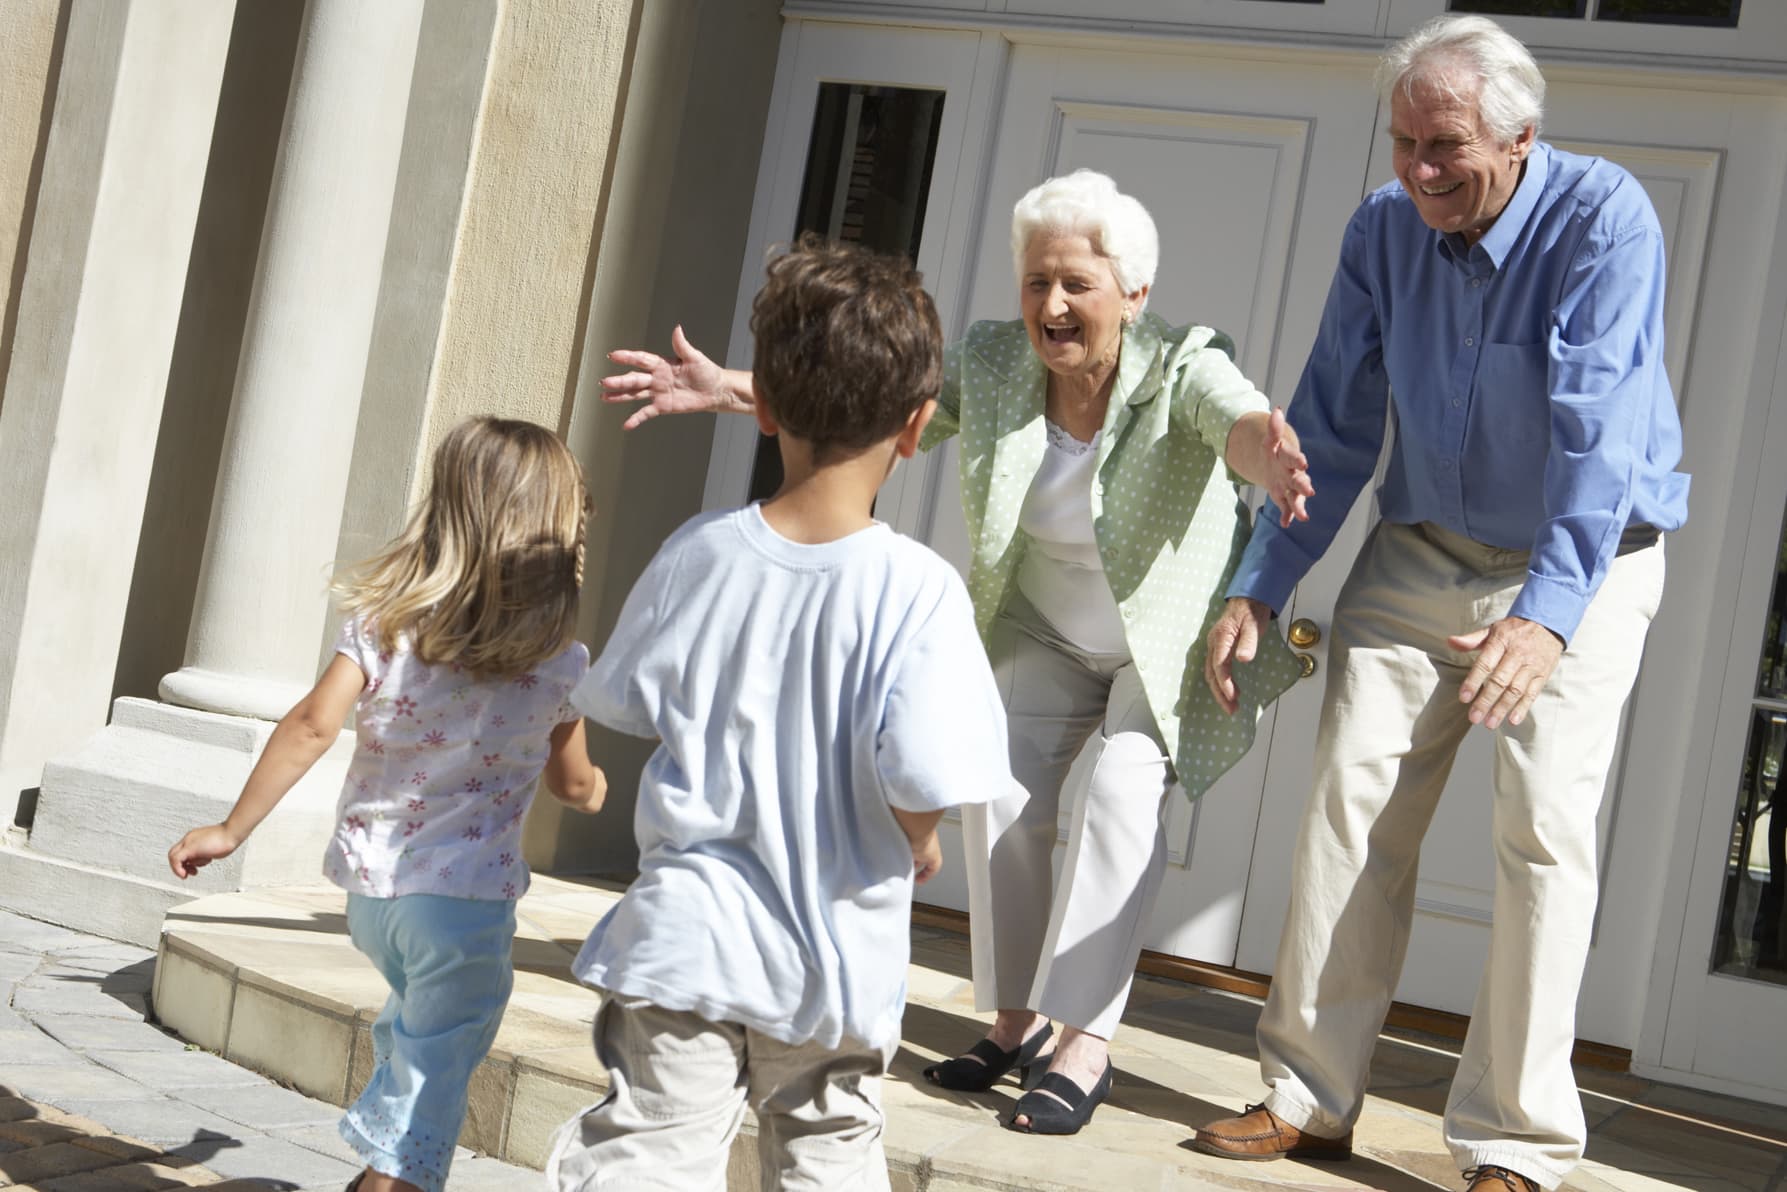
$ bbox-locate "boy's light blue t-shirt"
[570,505,1010,1050]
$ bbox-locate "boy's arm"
[168,654,365,879]
[890,807,946,884]
[543,717,607,813]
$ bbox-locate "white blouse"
[1015,420,1128,655]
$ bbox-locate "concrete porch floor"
[150,876,1787,1192]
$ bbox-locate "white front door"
[915,40,1381,965]
[714,17,1787,1076]
[1236,71,1787,1051]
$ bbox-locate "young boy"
[548,237,1010,1191]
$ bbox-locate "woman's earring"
[1121,306,1133,326]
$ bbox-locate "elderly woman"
[603,170,1307,1135]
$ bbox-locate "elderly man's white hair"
[1376,13,1546,144]
[1010,169,1159,311]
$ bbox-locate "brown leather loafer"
[1464,1165,1540,1192]
[1190,1102,1353,1162]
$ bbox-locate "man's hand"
[600,325,740,429]
[1205,597,1273,715]
[1447,616,1564,730]
[911,830,943,885]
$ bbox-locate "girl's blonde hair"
[335,417,589,678]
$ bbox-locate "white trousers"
[963,593,1175,1039]
[547,997,895,1192]
[1257,521,1665,1189]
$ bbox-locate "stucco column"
[160,0,425,722]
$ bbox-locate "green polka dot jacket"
[919,313,1300,800]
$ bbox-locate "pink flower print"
[358,865,371,883]
[482,752,502,767]
[498,852,514,867]
[392,695,418,719]
[492,789,511,806]
[404,820,424,838]
[438,864,453,880]
[366,677,383,697]
[422,730,446,748]
[355,778,369,794]
[463,825,483,842]
[366,740,385,755]
[344,814,368,834]
[491,714,506,728]
[465,778,484,793]
[407,797,426,812]
[503,882,517,898]
[377,649,393,665]
[409,771,428,786]
[514,673,539,690]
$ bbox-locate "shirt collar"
[1437,140,1550,270]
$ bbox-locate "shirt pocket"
[1474,342,1550,445]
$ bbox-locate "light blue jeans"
[341,893,516,1192]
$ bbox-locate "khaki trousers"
[1258,521,1665,1189]
[963,592,1175,1039]
[547,998,895,1191]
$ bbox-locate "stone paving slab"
[0,907,541,1191]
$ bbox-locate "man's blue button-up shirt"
[1228,141,1690,642]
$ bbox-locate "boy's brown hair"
[748,233,942,463]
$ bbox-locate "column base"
[160,665,312,723]
[4,697,351,945]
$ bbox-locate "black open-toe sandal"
[923,1022,1054,1092]
[1006,1061,1113,1136]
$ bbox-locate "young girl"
[168,416,606,1192]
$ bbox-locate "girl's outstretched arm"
[543,717,606,813]
[167,655,366,879]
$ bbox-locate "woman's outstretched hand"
[1260,407,1313,527]
[601,325,748,429]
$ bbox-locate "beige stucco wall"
[339,0,642,571]
[525,0,786,875]
[0,0,63,417]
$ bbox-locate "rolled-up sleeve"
[1509,222,1666,642]
[918,337,966,453]
[1167,326,1269,463]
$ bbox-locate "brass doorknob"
[1288,618,1322,649]
[1297,653,1318,679]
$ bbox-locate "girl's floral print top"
[324,616,589,901]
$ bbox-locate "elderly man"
[1193,14,1689,1192]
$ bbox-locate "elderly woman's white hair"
[1376,14,1545,144]
[1010,169,1159,312]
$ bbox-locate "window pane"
[1711,708,1787,986]
[748,84,947,502]
[1448,0,1586,16]
[1596,0,1740,27]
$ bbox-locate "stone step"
[146,879,1767,1192]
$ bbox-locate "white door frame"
[701,20,999,536]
